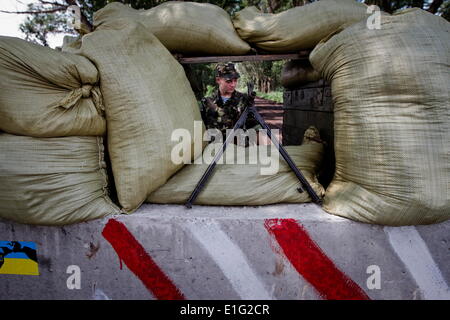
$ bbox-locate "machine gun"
[185,82,323,208]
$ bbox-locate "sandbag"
[310,9,450,226]
[61,35,82,53]
[281,60,321,89]
[147,140,324,205]
[93,1,251,55]
[232,0,369,53]
[0,36,105,137]
[0,133,120,226]
[72,20,205,213]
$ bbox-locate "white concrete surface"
[0,203,448,300]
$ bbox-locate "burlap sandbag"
[281,60,321,89]
[147,140,324,205]
[0,36,105,137]
[73,20,205,213]
[310,9,450,226]
[93,1,251,55]
[232,0,369,53]
[0,133,120,226]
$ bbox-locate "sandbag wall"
[0,2,289,226]
[231,1,450,225]
[1,1,449,227]
[148,139,325,205]
[0,36,121,225]
[68,20,206,213]
[310,9,450,226]
[232,0,370,53]
[93,1,251,55]
[62,2,328,211]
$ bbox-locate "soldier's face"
[216,77,238,96]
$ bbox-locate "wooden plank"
[176,52,310,64]
[283,79,329,90]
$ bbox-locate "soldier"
[201,62,260,145]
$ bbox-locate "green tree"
[237,60,285,93]
[19,5,72,46]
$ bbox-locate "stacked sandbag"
[232,0,369,53]
[281,60,321,89]
[61,35,82,53]
[310,9,450,226]
[70,20,205,213]
[0,36,105,137]
[0,134,120,226]
[147,136,324,205]
[93,1,251,55]
[0,36,120,225]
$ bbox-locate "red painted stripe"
[102,219,185,300]
[264,218,370,300]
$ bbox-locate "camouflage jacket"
[202,90,258,137]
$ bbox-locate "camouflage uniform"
[202,90,258,137]
[201,63,259,138]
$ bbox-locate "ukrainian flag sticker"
[0,241,39,276]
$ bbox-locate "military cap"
[215,62,240,79]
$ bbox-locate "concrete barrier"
[0,203,449,300]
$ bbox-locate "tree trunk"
[428,0,444,13]
[411,1,425,9]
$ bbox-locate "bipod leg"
[185,107,250,208]
[249,106,323,205]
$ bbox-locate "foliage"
[183,63,216,100]
[19,3,74,46]
[236,60,285,94]
[205,84,217,97]
[439,0,449,20]
[255,90,284,103]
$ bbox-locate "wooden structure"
[283,80,334,187]
[175,52,309,64]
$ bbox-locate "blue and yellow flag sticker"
[0,241,39,276]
